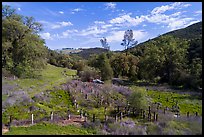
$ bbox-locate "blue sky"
[2,2,202,51]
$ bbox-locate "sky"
[2,2,202,51]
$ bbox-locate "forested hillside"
[126,22,202,89]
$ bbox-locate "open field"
[3,122,96,135]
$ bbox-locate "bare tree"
[100,37,110,50]
[121,30,138,55]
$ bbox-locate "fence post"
[120,112,123,120]
[156,114,158,121]
[80,109,83,119]
[92,114,95,122]
[164,108,166,114]
[85,94,88,99]
[8,115,12,131]
[9,115,12,124]
[31,113,34,125]
[104,114,107,122]
[74,99,76,107]
[84,113,87,122]
[195,112,198,116]
[148,113,151,121]
[187,112,189,117]
[51,112,53,121]
[143,111,145,119]
[68,113,71,120]
[153,112,156,121]
[115,115,118,122]
[148,106,151,113]
[117,106,120,113]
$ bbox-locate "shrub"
[128,87,148,112]
[79,66,100,82]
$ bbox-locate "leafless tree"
[100,37,110,50]
[121,30,138,55]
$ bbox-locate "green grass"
[13,64,77,97]
[130,86,202,115]
[147,90,202,115]
[4,122,96,135]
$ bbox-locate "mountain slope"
[128,21,202,58]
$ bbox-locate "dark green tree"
[2,5,47,78]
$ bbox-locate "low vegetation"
[4,122,96,135]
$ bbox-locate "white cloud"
[79,26,107,37]
[71,8,84,14]
[144,5,198,31]
[195,10,202,14]
[60,21,73,27]
[145,14,171,24]
[51,21,73,29]
[73,8,83,12]
[59,11,64,14]
[151,2,191,14]
[101,24,113,29]
[105,2,116,10]
[151,4,174,14]
[183,3,191,8]
[94,21,105,24]
[61,29,78,38]
[17,8,21,11]
[167,17,196,30]
[171,12,182,17]
[106,31,125,42]
[39,20,73,29]
[40,32,53,40]
[109,13,145,27]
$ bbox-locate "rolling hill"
[72,47,109,59]
[128,21,202,58]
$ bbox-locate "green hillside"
[128,21,202,58]
[73,47,109,59]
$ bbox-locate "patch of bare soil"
[55,115,85,127]
[2,126,9,134]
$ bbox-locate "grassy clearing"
[130,86,202,115]
[4,122,96,135]
[14,64,77,97]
